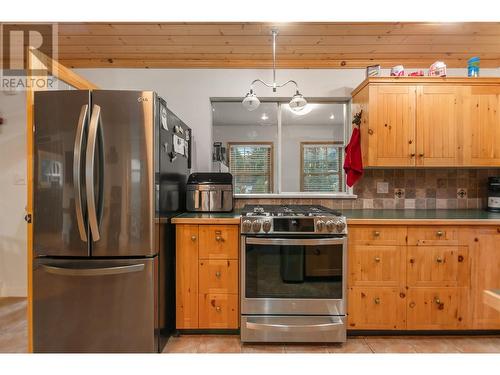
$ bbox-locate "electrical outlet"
[376,182,389,194]
[394,188,405,199]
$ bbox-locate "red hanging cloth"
[343,127,363,187]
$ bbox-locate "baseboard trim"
[348,330,500,336]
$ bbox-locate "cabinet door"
[199,225,239,259]
[407,246,469,287]
[368,85,416,166]
[349,245,404,287]
[416,86,461,166]
[175,225,199,329]
[348,287,406,329]
[198,293,239,329]
[199,259,238,294]
[471,228,500,329]
[463,86,500,166]
[407,287,468,329]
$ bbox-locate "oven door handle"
[245,237,346,246]
[246,319,344,332]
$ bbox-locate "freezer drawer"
[33,257,158,353]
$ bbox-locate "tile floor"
[1,298,499,353]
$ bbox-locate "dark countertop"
[169,209,500,225]
[343,209,500,225]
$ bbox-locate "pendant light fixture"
[242,28,307,112]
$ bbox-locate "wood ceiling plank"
[57,22,500,36]
[60,58,500,69]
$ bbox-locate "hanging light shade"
[289,91,307,112]
[242,90,260,111]
[242,28,306,111]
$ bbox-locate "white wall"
[76,68,500,173]
[1,66,499,296]
[0,91,27,296]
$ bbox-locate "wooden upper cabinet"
[416,86,461,166]
[368,85,416,166]
[463,86,500,166]
[351,77,500,168]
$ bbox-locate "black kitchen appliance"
[487,177,500,212]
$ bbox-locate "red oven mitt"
[343,127,363,187]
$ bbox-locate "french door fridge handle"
[86,104,101,241]
[41,263,145,276]
[73,104,88,242]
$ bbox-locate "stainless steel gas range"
[240,205,347,343]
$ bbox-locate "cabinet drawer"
[349,245,404,286]
[349,226,407,246]
[407,246,469,287]
[199,225,239,259]
[198,293,239,329]
[199,259,238,294]
[347,287,406,330]
[408,227,459,246]
[407,287,468,329]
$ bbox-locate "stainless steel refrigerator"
[32,90,191,352]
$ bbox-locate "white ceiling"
[212,101,345,127]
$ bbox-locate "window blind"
[301,143,342,192]
[229,144,272,194]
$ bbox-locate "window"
[228,142,273,194]
[301,142,343,192]
[212,100,348,195]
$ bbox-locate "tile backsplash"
[235,169,500,210]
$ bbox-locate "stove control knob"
[262,220,272,233]
[252,220,262,232]
[316,220,325,232]
[335,219,346,233]
[242,220,252,233]
[326,220,335,232]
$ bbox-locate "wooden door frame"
[26,48,98,352]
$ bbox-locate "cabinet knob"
[368,128,374,135]
[419,153,425,158]
[436,230,444,237]
[373,231,380,237]
[215,236,222,242]
[409,302,416,308]
[434,297,441,305]
[215,271,221,278]
[436,256,443,263]
[191,235,197,241]
[374,297,381,305]
[215,306,221,312]
[374,256,381,263]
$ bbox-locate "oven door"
[241,235,346,316]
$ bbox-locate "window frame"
[227,141,274,194]
[211,98,356,199]
[300,141,344,193]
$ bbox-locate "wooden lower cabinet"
[348,287,406,329]
[470,227,500,329]
[198,293,239,329]
[176,223,239,330]
[348,224,500,331]
[407,287,469,329]
[407,246,469,287]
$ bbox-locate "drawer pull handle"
[373,231,380,237]
[436,230,444,237]
[374,297,381,305]
[215,271,221,278]
[434,297,445,310]
[434,297,441,305]
[215,230,222,235]
[374,256,381,263]
[436,256,443,263]
[191,235,196,241]
[215,306,221,312]
[409,302,416,308]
